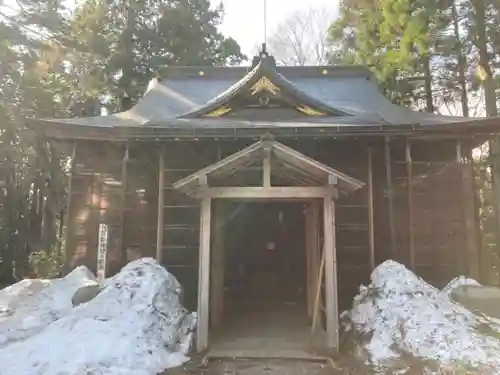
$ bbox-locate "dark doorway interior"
[223,202,307,314]
[209,201,318,356]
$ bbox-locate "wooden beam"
[312,201,321,321]
[197,197,212,352]
[173,142,262,190]
[406,140,415,271]
[469,148,484,280]
[367,148,375,270]
[263,145,271,187]
[305,200,320,319]
[63,141,77,273]
[273,142,364,191]
[457,141,480,279]
[210,202,225,329]
[306,203,313,319]
[118,143,129,264]
[194,186,337,200]
[385,137,397,258]
[173,139,365,194]
[155,148,165,263]
[323,196,339,349]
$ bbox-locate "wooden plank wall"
[68,141,125,274]
[292,140,374,312]
[123,145,158,260]
[389,139,478,287]
[65,137,480,314]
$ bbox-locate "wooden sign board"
[97,223,108,282]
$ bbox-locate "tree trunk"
[452,1,469,117]
[423,55,434,113]
[472,0,497,116]
[119,0,136,110]
[471,0,500,276]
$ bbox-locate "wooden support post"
[469,148,483,280]
[385,137,396,258]
[155,148,165,263]
[311,241,325,333]
[197,197,212,352]
[118,143,129,263]
[490,139,500,268]
[306,202,313,319]
[406,140,415,270]
[457,141,480,279]
[306,199,321,317]
[323,196,339,349]
[367,148,375,270]
[210,202,225,329]
[263,144,271,187]
[63,141,77,273]
[306,200,320,319]
[310,201,320,292]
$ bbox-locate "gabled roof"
[28,49,500,139]
[172,137,364,196]
[179,51,350,118]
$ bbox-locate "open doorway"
[225,202,306,313]
[210,201,313,355]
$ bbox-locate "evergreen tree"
[0,0,245,282]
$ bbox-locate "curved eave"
[179,58,350,118]
[27,116,500,143]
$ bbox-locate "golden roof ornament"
[250,76,280,96]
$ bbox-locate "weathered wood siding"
[65,137,480,312]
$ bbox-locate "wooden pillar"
[323,196,338,349]
[406,140,415,270]
[367,148,375,270]
[306,202,313,319]
[469,148,483,280]
[385,137,396,258]
[457,141,480,279]
[197,196,212,352]
[155,148,165,263]
[118,143,129,262]
[63,141,77,273]
[306,200,320,319]
[263,144,271,187]
[210,202,225,329]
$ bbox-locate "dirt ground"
[166,357,345,375]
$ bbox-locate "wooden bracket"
[328,174,338,186]
[198,174,208,186]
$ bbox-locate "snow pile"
[0,266,97,346]
[0,258,196,375]
[343,260,500,373]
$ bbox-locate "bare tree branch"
[266,6,335,66]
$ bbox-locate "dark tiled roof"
[30,57,493,134]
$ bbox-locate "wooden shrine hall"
[29,48,499,356]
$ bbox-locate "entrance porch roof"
[172,138,364,196]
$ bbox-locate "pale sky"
[213,0,339,57]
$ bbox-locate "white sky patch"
[213,0,339,57]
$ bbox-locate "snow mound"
[344,260,500,373]
[0,258,196,375]
[0,266,97,346]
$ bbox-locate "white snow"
[344,260,500,373]
[0,266,97,346]
[0,258,196,375]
